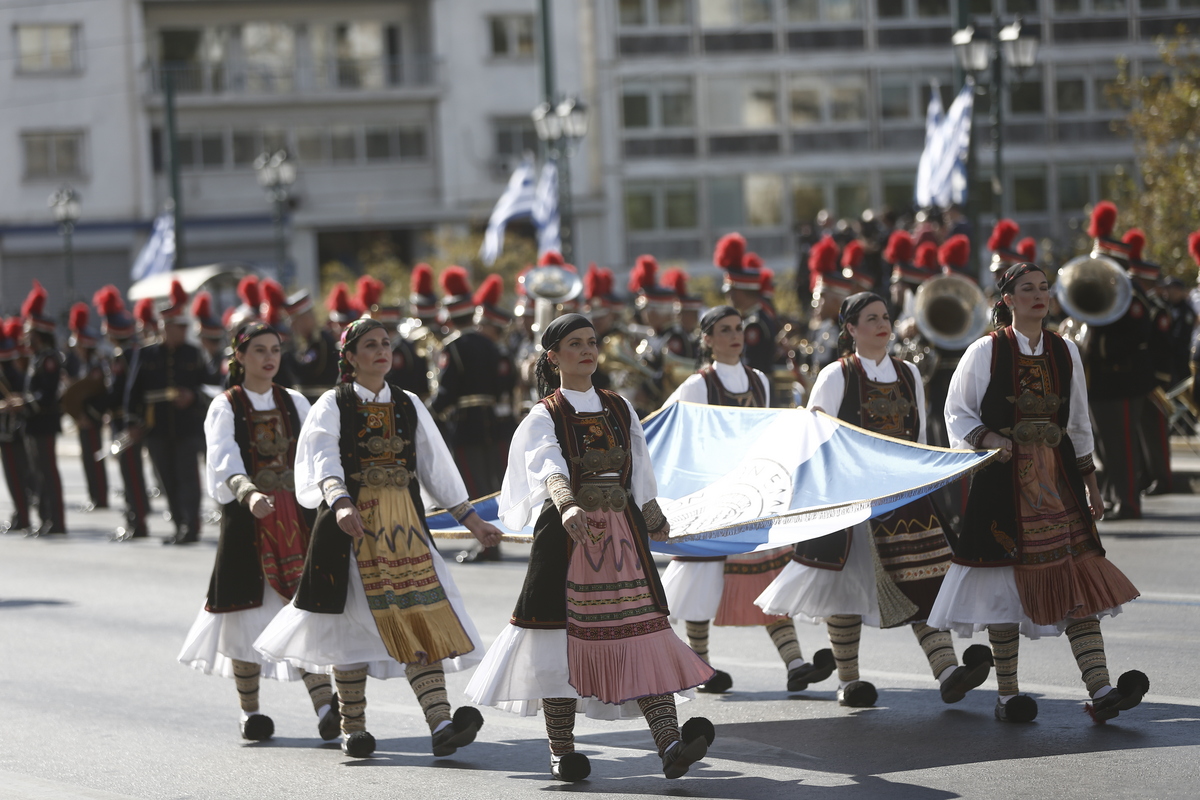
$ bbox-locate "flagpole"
[164,71,185,270]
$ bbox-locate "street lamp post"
[953,16,1039,224]
[48,185,82,306]
[531,96,589,262]
[253,150,297,284]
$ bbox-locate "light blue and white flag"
[130,212,175,281]
[480,157,537,266]
[533,157,561,256]
[427,403,995,556]
[915,82,974,209]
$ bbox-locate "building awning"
[127,263,253,301]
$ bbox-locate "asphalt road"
[1,442,1198,800]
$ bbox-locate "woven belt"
[351,464,414,489]
[1001,421,1063,447]
[576,482,628,513]
[366,435,409,456]
[456,394,496,409]
[253,468,295,492]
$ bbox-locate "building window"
[877,0,906,16]
[622,77,695,129]
[1057,170,1090,212]
[705,74,779,129]
[625,180,699,231]
[883,172,915,213]
[792,177,826,224]
[620,0,691,24]
[232,131,259,166]
[1010,76,1044,114]
[296,128,327,163]
[710,173,783,228]
[494,118,538,158]
[880,79,912,120]
[834,180,869,219]
[1012,173,1047,213]
[787,0,864,20]
[489,15,535,57]
[22,130,85,180]
[1055,78,1087,113]
[788,72,868,126]
[698,0,774,27]
[15,24,80,74]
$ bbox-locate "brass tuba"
[913,273,990,351]
[519,265,583,339]
[1054,253,1133,327]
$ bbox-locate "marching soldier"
[65,302,109,510]
[432,270,511,563]
[134,298,160,347]
[94,287,152,540]
[806,237,853,376]
[986,219,1025,288]
[282,289,340,403]
[395,263,442,401]
[661,267,702,361]
[192,292,227,387]
[885,230,924,321]
[1125,230,1174,496]
[0,318,33,533]
[20,282,67,535]
[1081,202,1156,520]
[227,276,262,333]
[628,255,683,414]
[126,280,209,544]
[716,234,779,385]
[325,282,360,340]
[353,274,424,400]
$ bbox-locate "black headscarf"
[700,305,740,335]
[837,291,889,357]
[537,313,595,398]
[540,313,593,351]
[838,292,888,328]
[993,262,1045,328]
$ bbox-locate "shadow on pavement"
[0,598,72,608]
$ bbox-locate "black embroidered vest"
[700,364,768,408]
[836,355,920,441]
[207,385,306,613]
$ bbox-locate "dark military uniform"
[431,329,512,499]
[24,347,67,533]
[107,345,151,538]
[1138,294,1175,494]
[127,341,208,542]
[0,361,32,530]
[285,329,341,403]
[1087,284,1157,519]
[386,334,429,400]
[741,304,778,377]
[65,351,110,509]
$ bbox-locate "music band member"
[126,280,209,545]
[65,302,109,511]
[0,318,32,532]
[21,281,67,535]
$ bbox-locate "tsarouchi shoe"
[696,669,733,694]
[662,718,714,780]
[431,707,484,757]
[240,714,274,741]
[787,649,835,692]
[1087,671,1150,723]
[940,644,994,704]
[341,730,376,758]
[994,695,1038,723]
[551,752,591,782]
[837,680,877,708]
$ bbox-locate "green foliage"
[1110,30,1200,281]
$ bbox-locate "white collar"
[1011,327,1044,356]
[353,382,390,402]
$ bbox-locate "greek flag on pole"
[533,158,561,256]
[915,82,975,209]
[480,157,537,266]
[426,402,995,556]
[130,212,176,281]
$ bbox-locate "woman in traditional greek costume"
[255,318,502,757]
[928,263,1146,723]
[757,292,993,708]
[466,314,715,782]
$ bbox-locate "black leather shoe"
[341,730,376,757]
[1087,670,1149,723]
[837,680,877,708]
[940,644,994,704]
[240,713,274,741]
[661,719,712,780]
[994,694,1038,722]
[318,693,341,741]
[431,707,484,757]
[551,752,591,782]
[787,648,836,692]
[696,669,733,694]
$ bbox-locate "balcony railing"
[147,56,439,98]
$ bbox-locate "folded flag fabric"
[426,402,996,557]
